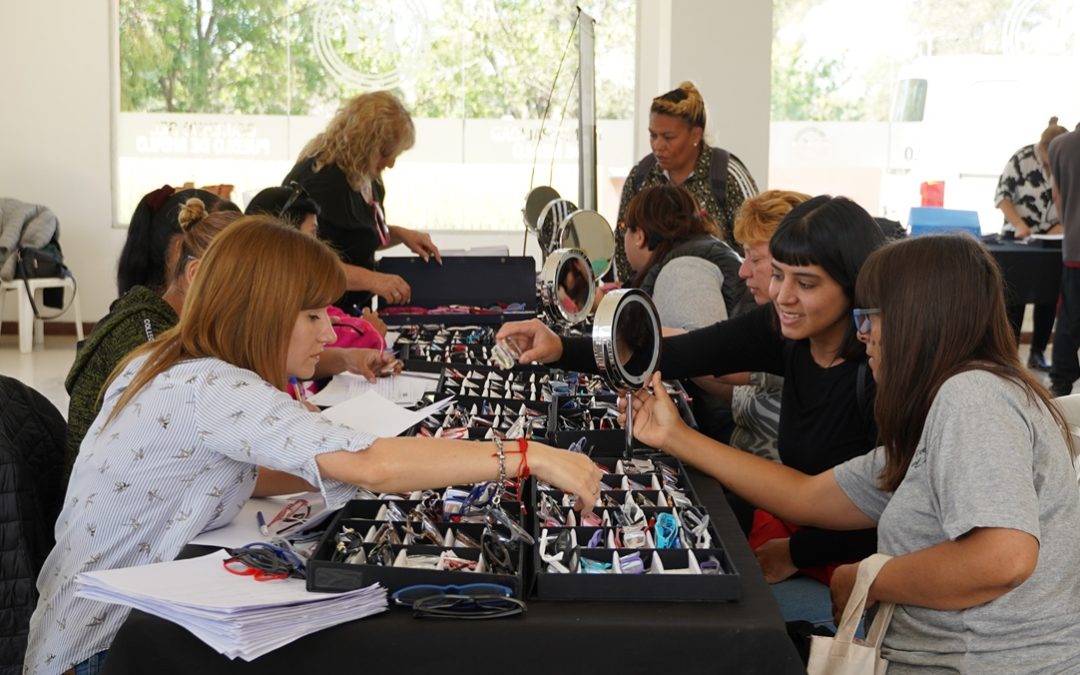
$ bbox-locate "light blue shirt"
[25,357,375,674]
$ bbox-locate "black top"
[559,304,878,568]
[284,157,385,312]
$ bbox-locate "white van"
[882,55,1080,232]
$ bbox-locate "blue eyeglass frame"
[852,307,881,335]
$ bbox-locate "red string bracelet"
[505,437,530,481]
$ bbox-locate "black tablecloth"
[100,469,804,675]
[985,241,1063,306]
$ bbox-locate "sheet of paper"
[320,391,453,437]
[309,371,438,407]
[187,493,339,548]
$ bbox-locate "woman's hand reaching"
[495,319,564,364]
[620,371,688,451]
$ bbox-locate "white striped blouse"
[24,356,375,675]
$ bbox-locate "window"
[770,0,1080,232]
[891,79,926,123]
[114,0,635,230]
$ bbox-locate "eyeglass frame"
[279,180,310,219]
[852,307,881,336]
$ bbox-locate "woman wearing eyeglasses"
[284,91,442,312]
[627,235,1080,673]
[245,183,322,236]
[26,217,601,675]
[498,195,886,626]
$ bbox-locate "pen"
[256,510,269,536]
[289,376,308,403]
[379,350,403,376]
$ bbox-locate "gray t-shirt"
[835,370,1080,674]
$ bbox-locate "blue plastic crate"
[908,207,981,238]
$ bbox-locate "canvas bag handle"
[835,553,895,649]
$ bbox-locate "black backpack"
[631,146,731,210]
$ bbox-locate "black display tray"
[530,453,740,602]
[306,498,527,597]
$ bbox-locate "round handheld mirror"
[523,186,561,234]
[591,289,662,457]
[558,210,615,279]
[539,248,596,328]
[536,198,578,256]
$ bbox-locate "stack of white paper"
[75,550,386,660]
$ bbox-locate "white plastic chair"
[0,277,84,353]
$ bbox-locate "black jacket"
[0,376,66,673]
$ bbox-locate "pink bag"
[327,306,386,351]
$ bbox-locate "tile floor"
[0,333,1054,421]
[0,334,79,417]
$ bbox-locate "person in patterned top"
[25,217,602,675]
[613,81,759,284]
[995,116,1069,370]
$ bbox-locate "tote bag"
[807,553,895,675]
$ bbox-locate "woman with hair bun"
[613,81,759,283]
[65,198,243,482]
[116,186,238,296]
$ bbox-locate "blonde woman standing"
[285,91,441,311]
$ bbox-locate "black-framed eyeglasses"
[223,541,306,581]
[852,308,881,335]
[279,181,309,218]
[392,583,526,619]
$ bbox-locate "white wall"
[0,0,772,324]
[0,1,124,323]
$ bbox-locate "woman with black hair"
[498,195,887,626]
[116,186,238,296]
[625,235,1080,673]
[245,183,321,236]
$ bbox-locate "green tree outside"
[119,0,633,119]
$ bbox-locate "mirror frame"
[590,289,662,389]
[539,248,596,327]
[536,198,578,256]
[557,209,615,279]
[523,186,561,234]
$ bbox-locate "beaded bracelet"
[491,437,507,510]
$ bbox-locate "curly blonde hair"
[298,91,416,194]
[733,189,812,245]
[651,81,707,130]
